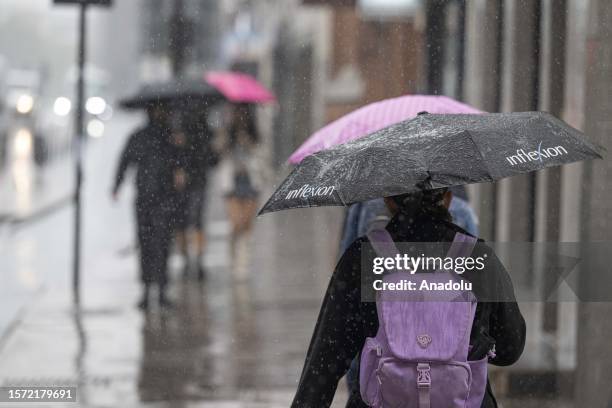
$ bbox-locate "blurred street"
[0,113,575,408]
[0,112,348,407]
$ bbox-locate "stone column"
[576,0,612,405]
[463,0,503,241]
[497,0,539,256]
[536,0,566,335]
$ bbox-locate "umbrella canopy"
[288,95,482,164]
[259,112,603,216]
[205,71,276,104]
[120,79,222,109]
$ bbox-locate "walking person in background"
[166,126,190,272]
[112,105,178,309]
[219,103,264,281]
[174,109,219,281]
[448,185,479,236]
[292,187,525,407]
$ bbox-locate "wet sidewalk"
[0,140,74,344]
[0,112,349,407]
[0,113,574,407]
[0,150,73,225]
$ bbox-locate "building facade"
[139,0,224,81]
[425,0,612,404]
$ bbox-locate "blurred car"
[0,63,113,170]
[5,68,41,120]
[50,65,113,141]
[0,67,45,167]
[34,65,113,168]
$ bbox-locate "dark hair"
[389,187,451,222]
[228,103,259,147]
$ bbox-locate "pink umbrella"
[205,71,276,104]
[288,95,483,164]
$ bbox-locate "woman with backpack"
[291,187,526,408]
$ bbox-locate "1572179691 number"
[0,387,76,402]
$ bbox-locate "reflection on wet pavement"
[139,284,213,402]
[0,113,577,408]
[0,113,348,407]
[135,202,345,404]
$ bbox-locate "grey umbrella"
[259,111,603,215]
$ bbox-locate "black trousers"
[135,198,174,286]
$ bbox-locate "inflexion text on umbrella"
[505,143,568,166]
[285,184,336,200]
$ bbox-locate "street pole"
[53,0,112,306]
[170,0,186,78]
[73,2,87,305]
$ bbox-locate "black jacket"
[113,124,180,204]
[291,212,526,408]
[114,124,165,200]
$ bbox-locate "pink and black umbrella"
[205,71,276,104]
[288,95,483,164]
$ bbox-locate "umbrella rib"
[463,130,495,182]
[335,188,348,206]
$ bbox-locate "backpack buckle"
[416,363,431,388]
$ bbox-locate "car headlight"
[16,94,34,114]
[53,97,72,116]
[85,96,106,115]
[87,119,104,138]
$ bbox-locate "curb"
[0,195,72,229]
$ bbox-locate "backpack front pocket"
[466,356,488,408]
[377,359,472,408]
[360,337,382,406]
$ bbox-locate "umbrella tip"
[417,111,430,116]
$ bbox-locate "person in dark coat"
[112,105,178,309]
[291,188,526,408]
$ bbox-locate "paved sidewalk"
[0,147,74,344]
[0,152,73,224]
[0,112,575,407]
[0,112,349,407]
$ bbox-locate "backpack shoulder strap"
[442,232,478,303]
[445,232,478,261]
[365,217,399,259]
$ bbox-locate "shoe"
[159,292,174,309]
[182,263,191,280]
[137,296,149,310]
[137,286,150,310]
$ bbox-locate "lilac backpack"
[359,226,490,408]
